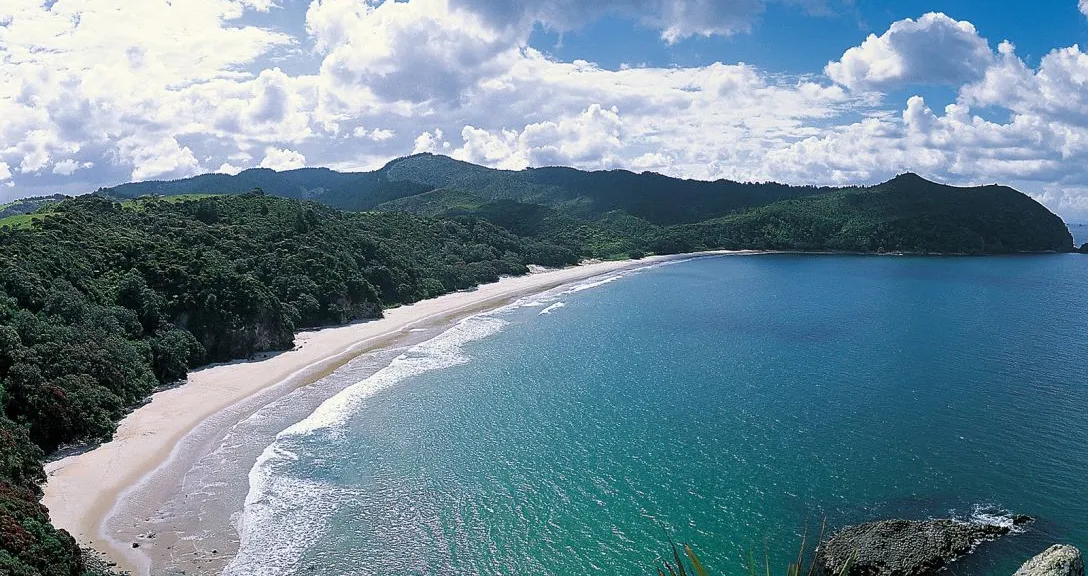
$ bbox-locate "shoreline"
[42,251,747,575]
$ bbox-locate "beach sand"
[43,254,733,575]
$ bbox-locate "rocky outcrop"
[1014,545,1084,576]
[815,519,1015,576]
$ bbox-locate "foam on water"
[284,315,507,438]
[223,455,347,575]
[224,314,509,576]
[964,504,1030,534]
[539,302,566,315]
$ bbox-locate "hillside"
[91,154,1075,255]
[660,173,1075,254]
[103,154,837,224]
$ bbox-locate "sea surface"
[224,254,1088,575]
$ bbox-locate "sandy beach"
[43,253,734,575]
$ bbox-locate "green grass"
[120,193,223,210]
[0,213,53,230]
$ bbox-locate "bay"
[228,254,1088,575]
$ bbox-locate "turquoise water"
[226,255,1088,575]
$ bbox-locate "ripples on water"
[226,255,1088,575]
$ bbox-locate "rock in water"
[815,519,1010,576]
[1014,545,1084,576]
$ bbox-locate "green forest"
[0,156,1078,575]
[0,192,580,575]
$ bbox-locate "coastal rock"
[815,519,1010,576]
[1014,545,1084,576]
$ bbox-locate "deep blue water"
[226,254,1088,575]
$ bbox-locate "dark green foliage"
[0,193,577,574]
[103,153,835,226]
[375,154,838,225]
[422,173,1073,259]
[0,418,83,575]
[100,155,1072,256]
[668,174,1073,254]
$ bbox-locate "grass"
[0,213,53,230]
[120,193,223,211]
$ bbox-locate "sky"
[2,1,1088,220]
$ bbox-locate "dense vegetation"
[656,174,1074,254]
[0,157,1075,574]
[0,192,577,575]
[105,154,839,224]
[103,154,1074,255]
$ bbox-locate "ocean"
[224,254,1088,575]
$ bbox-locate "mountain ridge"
[4,153,1076,254]
[96,153,1074,254]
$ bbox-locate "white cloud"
[412,129,448,154]
[452,105,627,169]
[826,13,994,91]
[369,128,396,142]
[0,0,294,183]
[2,1,1088,220]
[217,162,245,175]
[961,42,1088,127]
[116,136,202,181]
[51,159,92,176]
[260,147,307,170]
[307,0,518,105]
[352,126,396,142]
[1081,0,1088,17]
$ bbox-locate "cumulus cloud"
[3,0,1088,220]
[1081,0,1088,17]
[961,42,1088,127]
[116,136,202,181]
[826,13,994,91]
[307,0,519,105]
[0,0,294,182]
[260,147,307,170]
[452,104,627,169]
[217,163,245,175]
[51,159,92,176]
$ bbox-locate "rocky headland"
[815,517,1032,576]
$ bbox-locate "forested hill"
[663,173,1075,254]
[93,154,1074,254]
[104,153,836,224]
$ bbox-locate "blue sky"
[3,0,1088,219]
